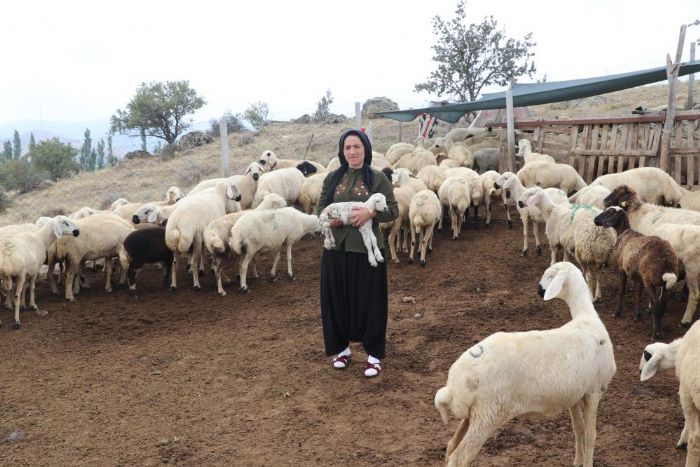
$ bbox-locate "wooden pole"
[506,90,516,172]
[660,24,687,173]
[219,116,229,177]
[355,102,361,130]
[687,41,696,110]
[303,133,314,158]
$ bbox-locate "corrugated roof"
[379,60,700,123]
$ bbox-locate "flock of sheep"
[3,125,700,465]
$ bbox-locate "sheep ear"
[147,209,158,223]
[226,185,235,199]
[53,219,63,238]
[543,273,566,301]
[640,353,661,381]
[526,194,538,206]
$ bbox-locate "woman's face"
[343,135,365,169]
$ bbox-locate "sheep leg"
[388,225,399,263]
[520,212,529,256]
[438,205,444,232]
[213,257,226,296]
[163,261,172,288]
[104,256,113,293]
[170,255,178,291]
[269,251,281,281]
[503,193,513,228]
[633,280,644,322]
[420,226,434,267]
[569,403,585,467]
[650,285,665,340]
[613,272,627,318]
[532,221,542,256]
[361,231,379,267]
[428,222,436,252]
[65,262,78,302]
[472,205,480,228]
[48,257,60,294]
[445,418,469,463]
[28,274,38,311]
[581,391,602,467]
[678,390,696,450]
[484,197,491,226]
[447,416,496,467]
[449,206,458,239]
[286,243,295,280]
[239,252,253,292]
[683,410,700,467]
[191,240,203,290]
[681,268,699,326]
[13,273,26,330]
[408,225,417,264]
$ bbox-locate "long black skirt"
[320,248,388,359]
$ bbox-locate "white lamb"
[494,172,568,256]
[478,170,511,227]
[517,138,556,164]
[417,165,446,194]
[591,167,683,205]
[444,167,483,223]
[435,262,616,467]
[639,321,700,463]
[391,167,428,194]
[253,166,306,207]
[408,189,441,267]
[166,180,241,291]
[517,160,587,195]
[188,161,264,209]
[0,216,80,329]
[319,193,389,267]
[229,207,321,292]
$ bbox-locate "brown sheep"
[594,206,678,339]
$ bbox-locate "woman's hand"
[349,206,375,227]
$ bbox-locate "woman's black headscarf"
[323,129,374,206]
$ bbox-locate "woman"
[317,129,399,377]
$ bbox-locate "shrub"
[30,138,81,181]
[237,133,255,146]
[209,111,245,136]
[0,187,10,213]
[0,160,50,193]
[243,101,269,130]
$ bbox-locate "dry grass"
[1,81,697,224]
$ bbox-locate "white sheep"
[446,143,473,168]
[435,262,616,467]
[391,167,428,194]
[229,207,320,292]
[568,185,611,210]
[478,170,511,228]
[495,172,568,256]
[298,172,329,214]
[517,139,556,164]
[680,187,700,212]
[417,165,446,194]
[131,202,178,226]
[438,158,461,169]
[258,149,326,173]
[385,142,415,165]
[0,216,80,329]
[379,186,413,264]
[253,166,306,207]
[408,189,441,266]
[188,161,265,209]
[521,186,615,301]
[591,167,683,205]
[438,177,471,240]
[392,146,438,174]
[517,160,587,195]
[110,198,130,211]
[166,180,241,291]
[203,193,287,296]
[640,321,700,462]
[112,186,184,223]
[319,193,389,267]
[444,166,483,223]
[53,213,135,301]
[650,223,700,327]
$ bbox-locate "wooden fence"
[493,111,700,188]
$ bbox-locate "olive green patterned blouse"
[316,167,399,254]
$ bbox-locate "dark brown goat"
[594,206,679,339]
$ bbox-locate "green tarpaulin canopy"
[378,60,700,123]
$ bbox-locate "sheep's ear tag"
[147,209,158,223]
[53,220,63,238]
[543,273,565,301]
[620,200,627,207]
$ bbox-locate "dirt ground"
[0,207,691,467]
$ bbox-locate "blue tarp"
[378,60,700,123]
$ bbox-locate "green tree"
[313,89,334,122]
[87,148,97,172]
[96,139,105,170]
[107,134,115,166]
[80,128,92,169]
[30,138,81,181]
[13,130,21,160]
[110,80,206,145]
[2,141,12,162]
[414,0,536,103]
[0,159,48,193]
[209,110,244,136]
[243,101,269,130]
[29,133,37,154]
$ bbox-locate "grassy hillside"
[1,81,697,224]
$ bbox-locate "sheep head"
[639,341,678,381]
[245,162,264,181]
[518,186,545,209]
[367,193,388,214]
[603,185,640,211]
[259,150,276,170]
[53,215,80,238]
[166,186,184,203]
[593,206,628,233]
[537,261,583,302]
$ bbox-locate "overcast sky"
[1,0,697,126]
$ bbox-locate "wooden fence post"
[687,41,696,110]
[506,90,516,172]
[219,116,229,177]
[660,24,687,173]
